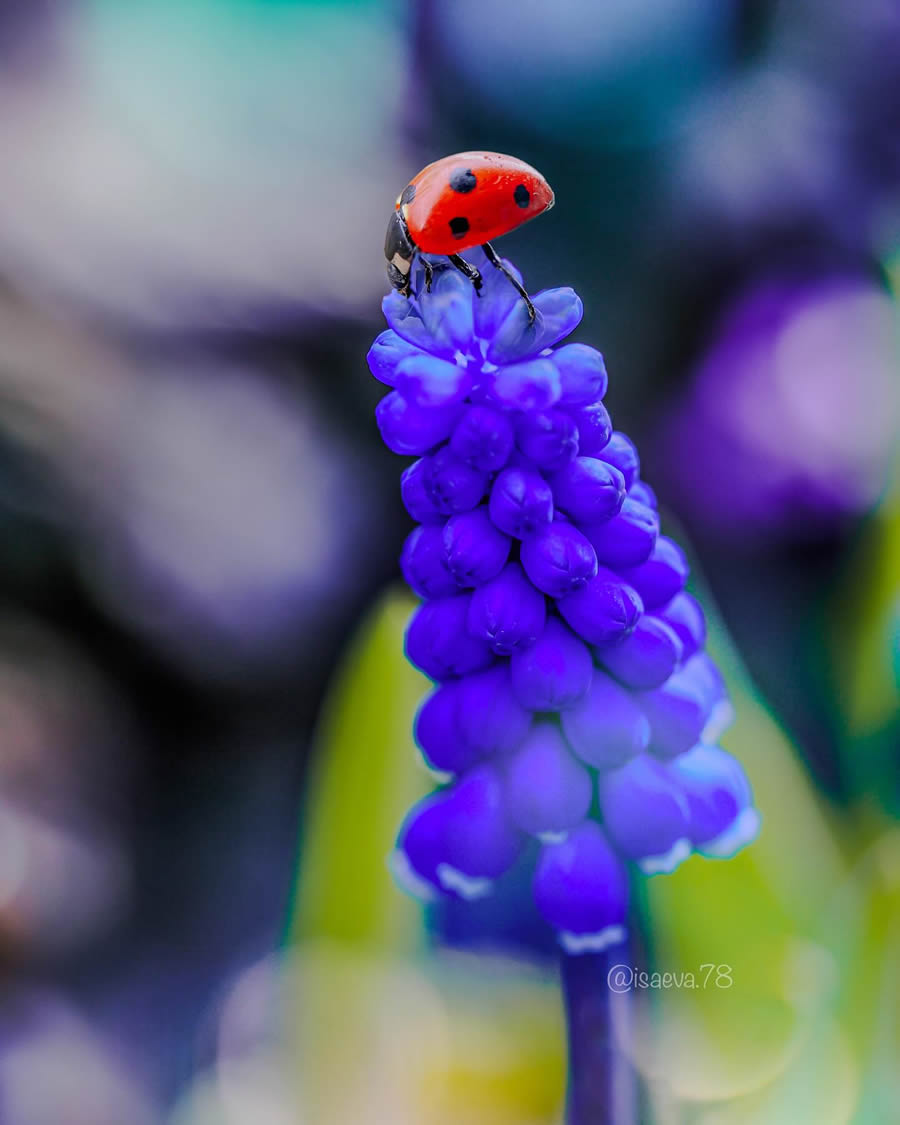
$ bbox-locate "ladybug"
[385,151,554,321]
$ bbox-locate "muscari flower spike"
[373,250,760,955]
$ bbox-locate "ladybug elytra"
[385,151,554,322]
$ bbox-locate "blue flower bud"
[598,431,640,490]
[456,664,533,755]
[487,287,584,365]
[375,391,462,455]
[552,343,609,405]
[561,669,651,769]
[489,466,554,538]
[637,659,712,759]
[382,291,438,351]
[471,252,526,338]
[366,328,417,386]
[515,408,579,470]
[510,617,593,711]
[489,357,561,411]
[520,521,598,598]
[597,755,692,874]
[395,352,474,408]
[667,744,759,857]
[504,722,592,836]
[419,269,475,354]
[657,592,706,662]
[533,821,628,952]
[415,682,483,775]
[556,567,643,645]
[393,792,449,899]
[628,480,658,510]
[424,446,489,514]
[400,524,459,599]
[568,401,612,456]
[406,595,495,681]
[549,456,627,525]
[467,562,547,654]
[400,458,445,524]
[442,507,511,587]
[450,404,515,471]
[437,765,525,896]
[594,615,683,690]
[682,653,734,742]
[582,498,659,569]
[620,536,689,610]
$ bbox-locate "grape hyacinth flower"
[373,249,759,958]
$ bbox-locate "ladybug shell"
[398,151,554,256]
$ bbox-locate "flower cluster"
[372,250,759,955]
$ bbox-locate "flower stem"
[561,947,637,1125]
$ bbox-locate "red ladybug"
[385,151,554,321]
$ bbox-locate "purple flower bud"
[489,357,561,411]
[598,755,692,874]
[594,615,683,690]
[395,352,474,407]
[504,722,592,836]
[450,404,515,471]
[582,498,659,569]
[568,402,612,456]
[406,595,494,680]
[552,343,609,405]
[557,568,643,645]
[487,287,584,365]
[489,466,554,538]
[375,391,462,455]
[467,562,547,654]
[510,617,593,711]
[598,431,640,490]
[367,328,418,386]
[561,670,651,769]
[620,537,689,610]
[515,409,579,470]
[473,252,525,338]
[657,592,707,662]
[682,653,734,742]
[424,446,489,514]
[400,458,444,524]
[456,664,533,755]
[667,744,759,857]
[628,481,658,510]
[382,291,437,351]
[520,521,598,598]
[438,765,525,896]
[533,821,628,951]
[419,269,475,354]
[637,660,712,759]
[549,457,627,524]
[400,525,459,599]
[442,508,511,587]
[394,792,449,898]
[415,682,483,774]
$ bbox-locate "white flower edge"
[638,836,692,876]
[559,925,628,955]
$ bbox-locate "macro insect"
[385,151,554,322]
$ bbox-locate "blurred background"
[0,1,897,1122]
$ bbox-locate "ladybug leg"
[482,242,536,323]
[447,253,484,298]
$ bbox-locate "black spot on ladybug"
[400,182,416,205]
[449,168,477,194]
[449,216,470,239]
[514,184,530,208]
